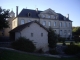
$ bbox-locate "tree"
[72,27,80,35]
[72,27,80,42]
[0,7,9,30]
[48,27,57,49]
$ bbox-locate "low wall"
[0,42,11,47]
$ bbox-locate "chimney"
[16,6,18,17]
[66,14,69,19]
[36,8,38,12]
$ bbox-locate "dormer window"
[42,15,45,18]
[28,13,31,17]
[28,20,31,22]
[21,19,25,25]
[48,15,50,18]
[64,17,66,20]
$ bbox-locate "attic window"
[28,13,31,17]
[64,17,66,20]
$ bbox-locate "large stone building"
[5,6,72,38]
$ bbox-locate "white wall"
[19,23,49,52]
[12,18,18,29]
[15,32,20,40]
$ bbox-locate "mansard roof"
[18,8,72,21]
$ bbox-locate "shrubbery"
[58,37,66,43]
[11,37,36,52]
[49,49,59,55]
[70,42,75,45]
[36,48,43,54]
[64,45,80,55]
[62,41,66,46]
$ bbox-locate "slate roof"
[18,8,72,22]
[9,21,48,33]
[18,9,42,18]
[57,13,72,21]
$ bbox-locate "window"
[53,16,55,19]
[49,21,51,26]
[68,30,70,35]
[69,23,70,27]
[56,16,58,19]
[64,30,66,33]
[41,33,43,37]
[54,22,56,26]
[43,21,46,26]
[31,33,33,37]
[28,20,31,22]
[21,20,24,25]
[42,15,45,18]
[60,30,62,35]
[64,17,66,20]
[48,15,50,18]
[64,30,67,35]
[64,23,67,27]
[60,22,62,27]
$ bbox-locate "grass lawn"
[0,48,80,60]
[57,42,80,46]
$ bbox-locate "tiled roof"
[9,21,48,33]
[18,9,72,21]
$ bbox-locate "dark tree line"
[0,7,9,30]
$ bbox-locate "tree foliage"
[0,7,9,30]
[48,27,57,48]
[72,27,80,35]
[11,37,36,52]
[72,27,80,42]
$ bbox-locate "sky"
[0,0,80,26]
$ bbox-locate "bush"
[62,41,66,46]
[36,48,43,54]
[70,42,74,45]
[11,37,36,52]
[49,49,59,55]
[64,45,80,55]
[58,37,66,43]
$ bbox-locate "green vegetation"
[64,45,80,55]
[0,7,9,30]
[72,27,80,42]
[0,49,80,60]
[57,42,80,46]
[48,27,57,48]
[11,37,36,52]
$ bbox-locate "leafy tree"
[72,27,80,42]
[48,27,57,49]
[0,7,9,30]
[72,27,80,35]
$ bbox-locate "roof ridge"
[23,8,43,12]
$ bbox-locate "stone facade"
[5,7,72,38]
[15,23,49,52]
[12,8,72,37]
